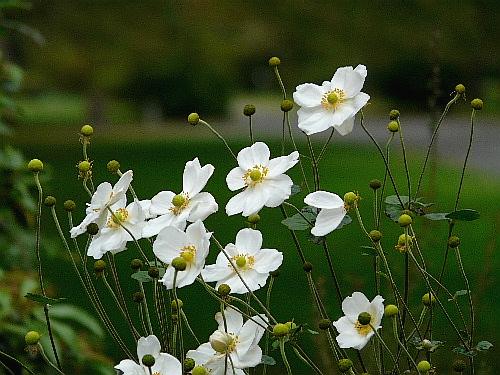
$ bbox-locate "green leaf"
[25,293,66,305]
[385,204,404,222]
[131,271,153,283]
[453,346,476,357]
[261,355,276,366]
[337,214,352,229]
[449,290,468,301]
[290,184,301,196]
[385,195,410,206]
[281,210,315,231]
[446,209,480,222]
[475,341,493,351]
[424,213,450,221]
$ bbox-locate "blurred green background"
[1,1,499,374]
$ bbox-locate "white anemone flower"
[143,158,217,238]
[87,199,146,259]
[186,307,267,374]
[332,292,384,350]
[70,170,133,238]
[202,228,282,294]
[293,65,370,136]
[153,220,211,289]
[115,334,181,375]
[304,191,346,236]
[226,142,299,217]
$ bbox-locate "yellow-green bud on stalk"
[268,56,281,66]
[422,292,436,307]
[302,261,313,272]
[273,323,290,337]
[94,260,106,273]
[398,214,413,227]
[63,200,76,212]
[285,321,297,331]
[448,236,460,248]
[343,191,358,207]
[318,318,331,330]
[471,98,483,110]
[387,120,399,132]
[188,112,200,125]
[171,299,183,310]
[192,366,208,375]
[141,354,155,367]
[247,213,260,224]
[44,196,56,207]
[417,360,431,373]
[130,258,143,271]
[369,230,382,242]
[357,312,371,325]
[369,179,382,190]
[338,358,353,373]
[389,109,400,120]
[148,266,159,278]
[78,160,91,173]
[86,223,99,235]
[172,194,186,207]
[218,283,231,296]
[243,104,256,116]
[80,124,94,136]
[270,269,280,277]
[184,358,195,372]
[107,160,120,173]
[171,256,187,271]
[25,331,41,345]
[455,84,466,94]
[281,99,294,112]
[384,304,399,317]
[27,159,43,172]
[133,292,144,303]
[452,359,466,372]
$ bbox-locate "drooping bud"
[268,56,281,67]
[280,99,294,112]
[63,200,76,212]
[25,331,41,345]
[272,323,290,337]
[384,304,399,317]
[171,257,187,271]
[130,258,143,271]
[247,213,260,224]
[357,312,371,325]
[369,179,382,190]
[28,159,43,172]
[471,98,483,110]
[188,112,200,125]
[243,104,256,116]
[417,360,431,373]
[141,354,155,368]
[80,124,94,136]
[107,160,120,173]
[44,196,56,207]
[218,283,231,296]
[338,358,353,373]
[86,223,99,235]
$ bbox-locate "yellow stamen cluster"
[170,193,190,215]
[354,320,373,336]
[107,208,129,228]
[243,165,269,187]
[180,245,196,264]
[321,88,345,110]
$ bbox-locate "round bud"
[389,109,400,120]
[471,98,483,110]
[171,257,187,271]
[398,214,413,227]
[80,124,94,136]
[184,358,196,372]
[107,160,120,173]
[247,213,260,224]
[285,321,297,331]
[27,159,44,172]
[270,269,280,277]
[387,120,399,132]
[192,366,208,375]
[357,312,371,325]
[421,339,433,350]
[338,358,353,373]
[172,194,186,207]
[448,236,460,248]
[141,354,155,367]
[273,323,290,337]
[148,266,159,278]
[398,233,412,246]
[344,192,358,206]
[25,331,41,345]
[78,160,91,173]
[384,304,399,317]
[268,56,281,66]
[188,112,200,125]
[130,258,143,271]
[302,261,313,272]
[218,283,231,296]
[417,360,431,373]
[455,84,465,94]
[243,104,256,116]
[171,299,183,310]
[422,292,436,307]
[318,318,331,330]
[280,99,294,112]
[133,292,144,303]
[369,230,382,242]
[44,196,56,207]
[63,200,76,212]
[94,260,107,273]
[452,359,466,372]
[369,179,382,190]
[86,223,99,235]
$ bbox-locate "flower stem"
[279,339,293,375]
[199,119,237,160]
[391,317,418,372]
[38,344,65,375]
[0,350,35,375]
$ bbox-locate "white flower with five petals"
[304,191,346,237]
[293,65,370,136]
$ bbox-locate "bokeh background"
[1,1,499,374]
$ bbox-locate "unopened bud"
[302,261,313,272]
[318,318,331,330]
[422,292,436,307]
[133,292,144,303]
[86,223,99,235]
[452,359,466,372]
[338,358,353,373]
[389,109,400,120]
[384,304,399,317]
[268,56,281,67]
[188,112,200,125]
[280,99,294,112]
[28,159,43,172]
[25,331,41,345]
[247,213,260,224]
[369,179,382,190]
[273,323,290,337]
[417,360,431,373]
[107,160,120,173]
[184,358,195,372]
[44,196,56,207]
[369,230,382,242]
[387,120,399,132]
[63,200,76,212]
[80,124,94,136]
[398,214,413,227]
[130,258,143,271]
[94,260,106,273]
[78,160,91,173]
[471,98,483,110]
[448,236,460,248]
[218,284,231,296]
[171,299,183,310]
[192,366,208,375]
[243,104,256,116]
[455,84,465,94]
[148,266,159,278]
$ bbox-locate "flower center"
[321,89,345,110]
[354,319,373,336]
[243,165,269,187]
[107,208,129,228]
[230,253,255,270]
[180,245,196,264]
[170,192,190,215]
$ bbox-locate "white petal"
[114,359,143,375]
[202,263,233,282]
[137,335,161,360]
[235,345,262,368]
[330,66,354,91]
[89,182,112,210]
[267,151,299,177]
[253,249,283,273]
[150,191,175,216]
[236,142,270,170]
[225,190,248,216]
[153,353,182,375]
[293,83,325,107]
[331,316,351,332]
[334,115,355,136]
[342,292,371,319]
[235,228,262,254]
[153,226,187,263]
[343,65,367,98]
[297,107,335,135]
[350,92,370,113]
[336,330,370,350]
[215,307,243,334]
[262,174,293,208]
[226,167,246,191]
[188,192,218,222]
[304,191,344,209]
[183,158,215,196]
[142,213,176,238]
[311,207,346,237]
[242,186,267,217]
[111,170,133,205]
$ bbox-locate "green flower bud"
[318,318,331,330]
[417,360,431,373]
[397,233,412,246]
[107,160,120,173]
[130,258,143,271]
[218,283,231,296]
[398,214,413,227]
[192,366,208,375]
[273,323,290,337]
[268,56,281,67]
[343,191,358,206]
[94,260,107,273]
[338,358,353,373]
[188,112,200,125]
[471,98,483,110]
[389,109,400,120]
[421,339,433,350]
[171,299,183,310]
[243,104,256,116]
[247,213,260,224]
[357,312,371,325]
[86,223,99,235]
[44,196,56,207]
[369,230,382,242]
[142,354,155,367]
[281,99,294,112]
[422,292,436,307]
[302,261,313,272]
[384,304,399,317]
[448,236,460,248]
[148,266,159,278]
[78,160,91,173]
[27,159,43,172]
[387,120,399,132]
[171,256,187,271]
[270,269,280,277]
[184,357,196,372]
[452,359,466,372]
[369,179,382,190]
[455,84,465,94]
[63,200,76,212]
[80,124,94,136]
[133,291,144,303]
[25,331,41,345]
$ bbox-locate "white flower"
[70,170,133,238]
[186,307,267,374]
[87,199,146,259]
[304,191,346,236]
[115,334,181,375]
[202,228,282,294]
[226,142,299,217]
[143,158,217,238]
[293,65,370,136]
[332,292,384,350]
[153,220,211,289]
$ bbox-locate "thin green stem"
[290,343,325,375]
[138,280,154,335]
[249,115,254,144]
[199,119,237,160]
[285,112,311,192]
[370,324,400,374]
[454,247,474,349]
[0,350,35,375]
[377,133,395,228]
[306,135,320,190]
[172,270,184,373]
[317,128,335,162]
[454,109,476,210]
[279,339,293,375]
[397,119,412,200]
[38,344,65,375]
[392,317,419,372]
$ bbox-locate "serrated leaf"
[281,211,315,231]
[446,209,480,222]
[290,184,301,196]
[25,293,66,305]
[424,213,450,221]
[476,341,493,351]
[260,355,276,365]
[131,271,152,283]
